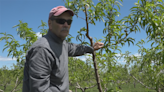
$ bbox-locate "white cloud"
[74,53,141,64]
[116,53,141,57]
[76,56,86,61]
[133,53,141,57]
[36,32,42,38]
[116,53,121,56]
[116,53,141,64]
[117,58,126,63]
[76,54,91,61]
[0,56,17,61]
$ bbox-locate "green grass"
[121,83,156,92]
[70,83,156,92]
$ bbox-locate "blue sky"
[0,0,153,69]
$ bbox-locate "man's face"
[48,12,72,40]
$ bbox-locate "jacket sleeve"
[68,43,94,56]
[28,47,54,92]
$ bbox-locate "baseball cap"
[49,6,74,19]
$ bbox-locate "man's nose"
[63,22,68,26]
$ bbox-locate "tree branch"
[84,10,93,47]
[0,89,4,92]
[74,14,88,22]
[11,77,22,92]
[157,69,164,77]
[76,82,81,89]
[103,84,108,92]
[62,0,93,24]
[76,82,97,92]
[76,82,84,91]
[130,74,155,90]
[111,14,139,46]
[85,84,97,89]
[84,5,102,92]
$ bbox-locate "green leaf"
[151,42,155,47]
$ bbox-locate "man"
[22,6,104,92]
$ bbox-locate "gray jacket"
[22,30,94,92]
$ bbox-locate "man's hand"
[93,42,104,51]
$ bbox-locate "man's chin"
[60,35,68,40]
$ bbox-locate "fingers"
[95,42,103,45]
[98,45,104,48]
[96,42,104,47]
[93,42,104,50]
[98,45,103,49]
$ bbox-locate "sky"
[0,0,153,69]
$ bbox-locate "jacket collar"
[45,30,64,44]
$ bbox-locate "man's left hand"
[93,42,104,51]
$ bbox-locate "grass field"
[70,83,156,92]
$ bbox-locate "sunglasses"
[50,18,72,25]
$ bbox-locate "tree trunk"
[119,86,122,90]
[158,88,161,92]
[4,85,6,91]
[84,5,102,92]
[133,81,136,88]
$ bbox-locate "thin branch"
[11,77,22,92]
[84,5,102,92]
[84,8,93,47]
[76,82,84,92]
[76,82,81,89]
[156,69,164,88]
[74,14,87,22]
[0,89,4,92]
[84,84,97,89]
[130,74,155,90]
[157,69,164,76]
[76,82,97,92]
[103,84,108,92]
[14,88,21,92]
[70,77,96,86]
[111,14,138,46]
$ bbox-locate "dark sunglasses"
[50,18,72,25]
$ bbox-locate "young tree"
[62,0,140,91]
[124,0,164,91]
[0,20,48,92]
[62,0,164,91]
[0,65,23,92]
[68,57,97,92]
